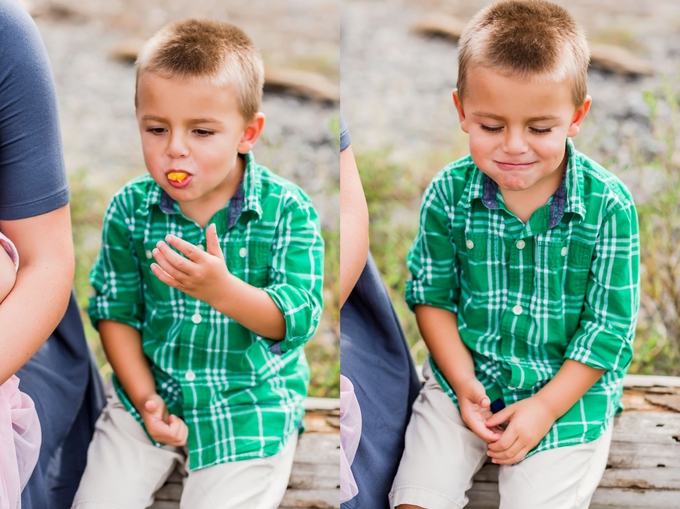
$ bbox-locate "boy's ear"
[452,89,469,133]
[238,112,266,154]
[567,95,592,137]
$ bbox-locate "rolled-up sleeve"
[405,177,460,313]
[565,201,639,374]
[263,192,324,352]
[88,191,144,330]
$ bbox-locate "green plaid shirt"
[406,140,639,457]
[89,152,324,470]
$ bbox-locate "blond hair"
[135,19,264,121]
[457,0,589,106]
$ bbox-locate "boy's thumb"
[206,223,224,260]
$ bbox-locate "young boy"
[72,19,324,509]
[390,1,639,508]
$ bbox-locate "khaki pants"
[389,363,613,509]
[72,385,297,509]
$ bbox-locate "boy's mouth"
[166,170,193,189]
[495,161,535,171]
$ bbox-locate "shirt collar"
[463,139,586,228]
[135,151,263,227]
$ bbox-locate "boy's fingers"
[165,234,203,262]
[486,406,512,428]
[168,415,188,445]
[206,223,224,260]
[479,396,490,408]
[493,446,529,466]
[487,426,517,452]
[150,263,181,289]
[154,243,192,278]
[470,420,502,443]
[488,434,520,455]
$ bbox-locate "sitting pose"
[391,2,639,508]
[72,19,324,509]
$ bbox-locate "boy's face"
[453,67,591,197]
[136,73,263,211]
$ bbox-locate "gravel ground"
[342,0,680,204]
[28,0,340,229]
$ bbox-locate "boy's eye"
[480,124,503,133]
[194,129,214,137]
[530,127,552,134]
[147,127,166,135]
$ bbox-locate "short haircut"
[457,0,590,106]
[135,19,264,121]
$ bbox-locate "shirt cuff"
[263,284,322,353]
[88,295,144,331]
[405,279,459,314]
[564,325,633,374]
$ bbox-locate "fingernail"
[166,234,173,242]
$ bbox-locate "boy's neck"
[179,155,246,229]
[499,156,567,225]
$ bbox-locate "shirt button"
[466,239,475,249]
[145,250,153,259]
[239,247,247,258]
[510,356,520,364]
[512,305,523,316]
[191,313,202,324]
[561,246,568,256]
[185,370,196,382]
[516,240,525,250]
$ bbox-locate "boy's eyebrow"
[140,115,224,125]
[471,111,560,122]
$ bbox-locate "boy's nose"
[167,132,189,158]
[502,129,528,154]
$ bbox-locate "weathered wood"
[263,68,340,104]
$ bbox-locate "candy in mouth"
[167,171,189,182]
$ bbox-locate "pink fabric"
[340,375,362,503]
[0,375,42,509]
[0,232,19,270]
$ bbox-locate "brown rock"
[412,13,467,42]
[264,68,339,103]
[589,43,654,76]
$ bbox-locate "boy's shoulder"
[251,161,316,214]
[572,147,636,218]
[425,154,483,207]
[107,174,159,210]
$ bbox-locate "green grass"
[69,174,340,396]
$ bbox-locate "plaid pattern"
[89,152,324,469]
[406,140,639,458]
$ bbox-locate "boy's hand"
[140,394,188,447]
[484,396,556,465]
[457,378,504,443]
[151,223,233,305]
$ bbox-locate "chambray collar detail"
[136,151,260,228]
[471,139,585,229]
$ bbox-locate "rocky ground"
[342,0,680,204]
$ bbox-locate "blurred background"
[342,0,680,375]
[21,0,340,396]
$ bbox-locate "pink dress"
[0,232,41,509]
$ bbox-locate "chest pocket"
[226,240,270,288]
[535,238,593,300]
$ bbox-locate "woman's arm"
[340,145,369,307]
[0,204,75,385]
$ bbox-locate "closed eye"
[529,127,552,134]
[480,124,503,133]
